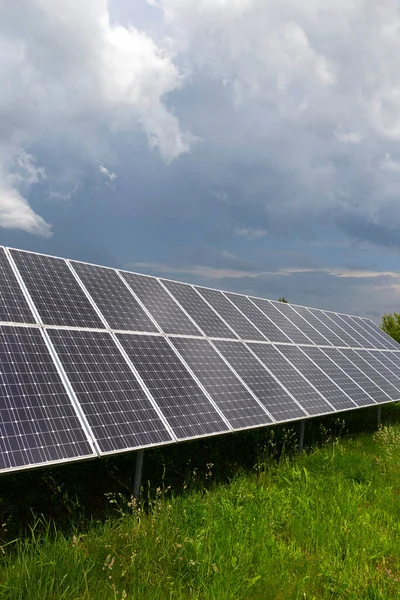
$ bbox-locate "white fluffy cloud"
[0,0,189,235]
[152,0,400,243]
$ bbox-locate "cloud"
[0,0,191,234]
[0,183,52,237]
[152,0,400,247]
[233,226,266,240]
[98,164,117,181]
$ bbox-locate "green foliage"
[380,312,400,343]
[278,297,288,303]
[0,408,400,599]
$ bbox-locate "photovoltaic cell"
[361,351,400,391]
[321,348,383,403]
[270,302,330,346]
[0,326,94,471]
[213,340,305,422]
[251,299,313,345]
[249,344,332,416]
[117,334,229,439]
[119,272,201,336]
[291,306,342,346]
[383,352,400,372]
[48,329,172,453]
[345,349,400,400]
[0,248,35,324]
[162,280,235,339]
[70,262,158,332]
[307,309,353,347]
[10,251,104,329]
[367,351,400,381]
[327,312,374,349]
[278,345,355,411]
[346,317,386,349]
[195,287,265,341]
[225,293,292,343]
[359,318,400,351]
[336,314,381,349]
[170,337,272,429]
[301,346,373,407]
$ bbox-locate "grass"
[1,409,400,599]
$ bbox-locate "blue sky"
[2,0,400,321]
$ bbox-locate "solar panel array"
[0,246,399,474]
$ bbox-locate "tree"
[380,312,400,343]
[278,297,288,303]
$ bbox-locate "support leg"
[133,449,144,498]
[377,406,382,428]
[298,420,306,453]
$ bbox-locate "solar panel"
[0,325,94,471]
[361,351,400,390]
[301,346,374,407]
[344,349,400,400]
[195,286,265,341]
[277,345,356,411]
[248,344,332,416]
[382,352,400,370]
[320,348,383,403]
[225,293,292,343]
[0,248,35,324]
[291,306,342,346]
[116,334,229,439]
[162,280,236,339]
[213,340,306,422]
[307,309,353,347]
[347,318,387,350]
[250,299,313,345]
[326,312,374,349]
[3,245,400,476]
[119,272,201,336]
[70,261,158,333]
[366,351,400,380]
[269,303,331,346]
[358,318,400,351]
[337,314,383,349]
[48,329,173,453]
[10,250,104,329]
[170,337,272,429]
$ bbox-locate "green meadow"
[1,406,400,599]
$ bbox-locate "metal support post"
[377,406,382,428]
[133,450,144,498]
[298,420,306,453]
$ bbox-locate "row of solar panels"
[0,246,399,474]
[1,325,400,473]
[0,247,398,350]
